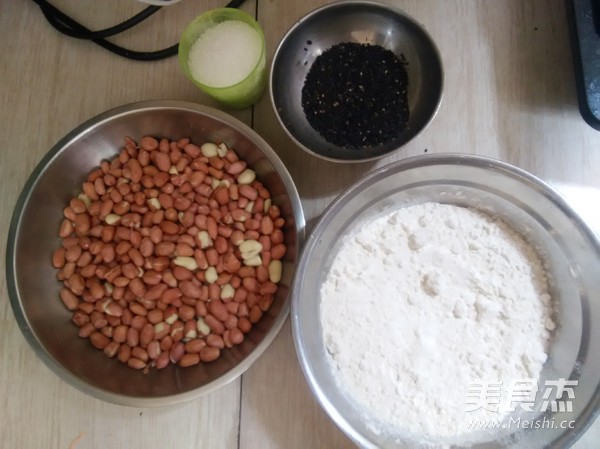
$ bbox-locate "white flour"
[320,202,555,445]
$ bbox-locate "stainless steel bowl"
[270,0,443,162]
[6,100,305,406]
[292,155,600,448]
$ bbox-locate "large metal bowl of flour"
[291,154,600,448]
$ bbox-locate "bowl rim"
[291,153,600,448]
[6,99,305,407]
[269,0,445,163]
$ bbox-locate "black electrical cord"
[31,0,249,61]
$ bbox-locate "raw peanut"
[242,277,258,293]
[238,185,258,201]
[140,323,155,346]
[184,338,206,353]
[179,305,196,321]
[161,288,182,305]
[169,341,185,363]
[65,244,82,263]
[76,250,92,268]
[179,281,201,298]
[155,351,170,369]
[172,266,193,281]
[113,325,128,343]
[145,283,168,301]
[126,327,139,347]
[260,282,278,295]
[155,241,175,256]
[60,288,79,310]
[104,301,124,317]
[67,273,85,295]
[63,206,77,222]
[155,152,171,172]
[164,307,179,325]
[128,248,144,267]
[204,314,225,335]
[78,322,95,338]
[208,283,221,301]
[249,305,263,323]
[103,341,120,358]
[223,253,241,273]
[271,243,286,260]
[127,357,146,370]
[250,263,267,284]
[206,334,224,349]
[271,229,283,245]
[147,340,161,360]
[238,317,252,333]
[147,309,164,324]
[229,327,244,345]
[59,218,74,239]
[179,353,200,367]
[139,136,158,151]
[116,240,132,256]
[101,325,115,339]
[199,346,220,362]
[118,344,132,363]
[131,346,149,362]
[139,237,155,257]
[208,300,229,322]
[183,319,198,340]
[154,322,170,340]
[90,332,110,350]
[74,213,91,235]
[260,216,274,235]
[128,158,143,183]
[70,197,87,214]
[259,295,274,311]
[175,243,194,257]
[71,311,90,327]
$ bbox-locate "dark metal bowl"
[270,0,443,162]
[6,100,305,406]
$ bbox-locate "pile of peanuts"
[52,136,286,371]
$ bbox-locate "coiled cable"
[31,0,248,61]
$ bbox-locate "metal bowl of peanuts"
[6,100,304,406]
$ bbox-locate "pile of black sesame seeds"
[301,42,410,149]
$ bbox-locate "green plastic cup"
[178,8,267,110]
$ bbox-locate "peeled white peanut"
[237,169,256,185]
[201,142,218,158]
[205,266,218,284]
[78,193,91,209]
[217,143,228,157]
[147,197,161,210]
[173,256,198,271]
[105,214,122,225]
[221,283,235,300]
[243,255,262,267]
[196,317,211,336]
[268,260,282,283]
[239,240,262,260]
[197,230,213,249]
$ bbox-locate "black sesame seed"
[301,42,409,149]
